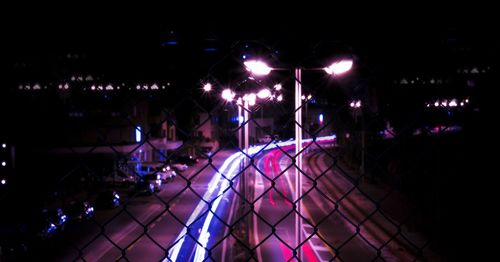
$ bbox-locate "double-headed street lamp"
[245,58,353,259]
[220,84,278,211]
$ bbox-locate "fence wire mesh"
[1,38,483,262]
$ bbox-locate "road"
[52,136,437,261]
[54,150,240,261]
[250,140,439,261]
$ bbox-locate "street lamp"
[221,85,279,220]
[246,58,353,260]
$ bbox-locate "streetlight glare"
[277,94,283,102]
[274,84,282,91]
[221,89,235,102]
[203,83,212,92]
[244,93,257,106]
[244,60,272,76]
[257,89,271,99]
[324,59,353,75]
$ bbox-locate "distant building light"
[449,99,458,107]
[1,161,6,167]
[136,85,141,90]
[460,102,465,106]
[319,114,324,123]
[400,78,408,84]
[350,101,355,108]
[1,143,6,148]
[71,76,76,81]
[151,84,159,90]
[434,101,440,107]
[470,67,479,74]
[135,126,142,143]
[64,83,69,90]
[203,83,212,92]
[277,94,283,102]
[274,84,282,91]
[162,41,178,45]
[1,179,5,185]
[465,98,469,103]
[204,47,217,52]
[355,101,362,108]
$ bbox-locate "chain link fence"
[1,39,483,262]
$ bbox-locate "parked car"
[96,190,120,209]
[143,174,163,192]
[154,165,177,182]
[42,208,67,231]
[135,178,155,195]
[135,164,175,183]
[31,213,58,240]
[102,171,136,187]
[171,162,188,172]
[199,146,213,158]
[65,200,94,222]
[174,155,198,166]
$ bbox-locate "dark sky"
[2,5,497,81]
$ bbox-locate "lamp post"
[246,59,352,259]
[222,86,274,212]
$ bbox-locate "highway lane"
[251,139,335,262]
[56,137,344,261]
[250,137,434,261]
[303,149,439,261]
[54,150,235,261]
